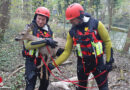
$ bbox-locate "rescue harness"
[40,17,108,89]
[23,23,52,59]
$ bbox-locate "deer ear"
[24,24,32,32]
[27,27,32,32]
[24,24,29,30]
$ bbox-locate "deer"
[15,24,65,79]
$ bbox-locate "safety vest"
[70,18,103,58]
[23,24,52,58]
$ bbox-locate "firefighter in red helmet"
[51,3,114,90]
[23,7,57,90]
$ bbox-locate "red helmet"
[35,7,50,18]
[65,3,84,20]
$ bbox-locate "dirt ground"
[48,38,130,90]
[47,50,130,90]
[0,38,130,90]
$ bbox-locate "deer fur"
[15,25,64,79]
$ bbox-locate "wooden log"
[105,24,128,33]
[61,60,72,65]
[111,26,128,33]
[51,73,94,90]
[123,29,130,52]
[7,65,25,80]
[51,76,77,90]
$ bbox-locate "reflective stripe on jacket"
[23,24,52,58]
[71,17,103,58]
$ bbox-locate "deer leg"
[37,64,43,69]
[46,53,52,80]
[40,60,44,79]
[37,55,49,80]
[46,58,50,80]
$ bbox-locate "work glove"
[48,63,55,70]
[56,48,64,56]
[105,48,114,72]
[45,38,58,48]
[43,63,55,71]
[105,62,113,72]
[105,58,114,72]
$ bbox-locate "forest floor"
[47,49,130,90]
[0,38,130,90]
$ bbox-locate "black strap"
[76,35,91,40]
[31,40,47,45]
[81,47,93,53]
[77,40,90,45]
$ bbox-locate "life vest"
[70,17,103,58]
[23,24,53,58]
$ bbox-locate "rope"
[41,46,109,88]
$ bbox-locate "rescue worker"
[23,7,57,90]
[50,3,114,90]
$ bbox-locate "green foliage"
[112,0,130,29]
[113,0,122,9]
[10,71,25,89]
[0,0,129,89]
[0,17,28,89]
[0,17,28,70]
[32,0,44,11]
[10,0,23,17]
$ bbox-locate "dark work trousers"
[25,57,50,90]
[77,55,109,90]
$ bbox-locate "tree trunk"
[83,0,88,12]
[89,0,94,15]
[58,1,62,16]
[95,0,100,19]
[95,4,99,19]
[100,7,107,21]
[108,0,113,31]
[63,0,69,30]
[23,0,32,21]
[123,29,130,52]
[43,0,47,6]
[0,0,11,42]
